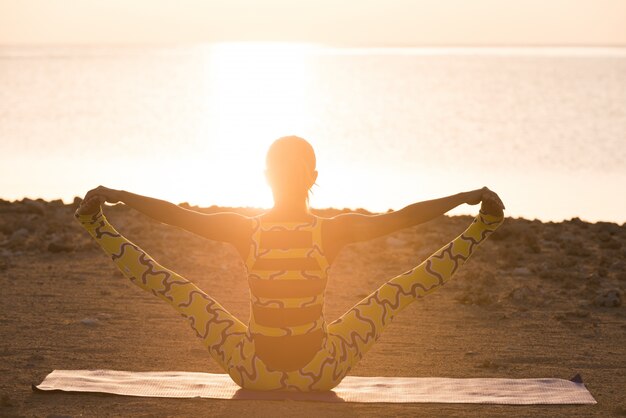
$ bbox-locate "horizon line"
[2,195,624,226]
[2,41,626,48]
[2,43,626,58]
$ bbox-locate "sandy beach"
[0,197,624,417]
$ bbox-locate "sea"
[1,45,625,223]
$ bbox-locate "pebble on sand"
[8,228,29,246]
[509,286,533,301]
[80,318,100,326]
[512,267,532,276]
[47,241,74,253]
[386,237,407,248]
[594,289,622,307]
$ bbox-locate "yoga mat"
[33,370,596,404]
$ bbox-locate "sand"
[0,198,624,417]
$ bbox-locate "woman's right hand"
[82,186,123,205]
[76,186,123,216]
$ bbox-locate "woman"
[75,135,505,392]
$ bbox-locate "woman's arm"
[80,186,250,244]
[327,187,504,246]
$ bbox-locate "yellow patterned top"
[244,215,331,338]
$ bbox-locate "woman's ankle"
[74,207,104,225]
[477,209,504,230]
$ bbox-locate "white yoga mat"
[33,370,597,404]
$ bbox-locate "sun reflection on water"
[197,42,317,208]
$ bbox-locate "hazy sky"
[1,0,625,46]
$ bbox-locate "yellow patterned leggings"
[75,209,503,392]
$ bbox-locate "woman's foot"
[481,199,503,217]
[75,196,103,217]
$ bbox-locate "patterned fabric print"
[75,208,503,392]
[322,210,504,386]
[237,216,332,377]
[245,216,330,339]
[74,210,247,376]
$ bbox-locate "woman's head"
[265,136,318,203]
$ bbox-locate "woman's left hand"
[479,189,505,217]
[75,195,103,215]
[463,187,505,216]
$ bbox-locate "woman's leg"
[74,208,247,373]
[326,210,504,379]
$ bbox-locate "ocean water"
[1,45,625,223]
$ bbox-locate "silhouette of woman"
[75,135,505,391]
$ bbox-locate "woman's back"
[244,214,331,371]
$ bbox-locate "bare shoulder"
[213,212,257,259]
[319,209,409,246]
[317,212,374,261]
[179,210,255,244]
[320,211,377,235]
[323,211,372,225]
